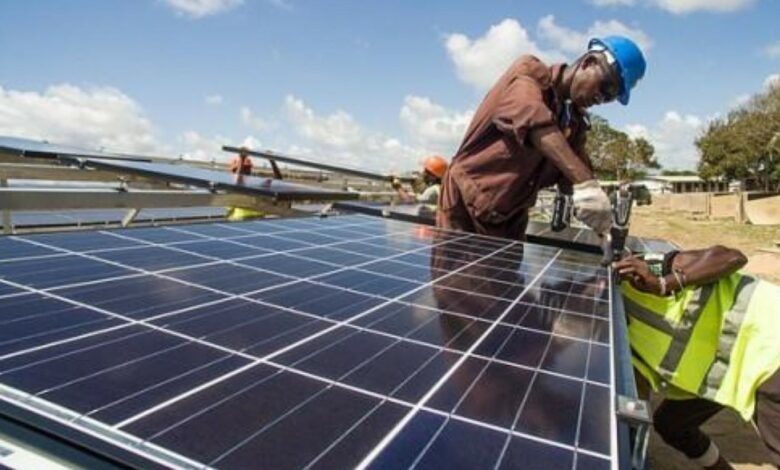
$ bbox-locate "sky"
[0,0,778,172]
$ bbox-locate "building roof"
[647,175,724,183]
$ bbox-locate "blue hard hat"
[588,36,646,105]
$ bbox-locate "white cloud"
[537,15,653,56]
[590,0,636,5]
[732,93,751,108]
[240,106,272,131]
[178,131,228,161]
[205,94,223,105]
[283,95,422,172]
[765,74,780,89]
[765,42,780,59]
[0,84,162,154]
[399,95,473,156]
[445,17,652,91]
[649,0,756,14]
[178,131,261,162]
[625,111,706,169]
[589,0,755,14]
[163,0,243,18]
[444,19,564,91]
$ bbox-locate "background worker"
[229,146,253,176]
[392,155,448,206]
[437,35,646,239]
[226,147,264,221]
[615,247,780,469]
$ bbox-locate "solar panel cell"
[0,255,132,289]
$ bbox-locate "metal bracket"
[0,178,11,235]
[269,159,283,180]
[121,208,140,227]
[318,203,333,218]
[616,395,652,426]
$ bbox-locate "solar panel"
[0,135,153,161]
[0,215,634,469]
[59,157,359,202]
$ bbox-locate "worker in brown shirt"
[438,35,647,239]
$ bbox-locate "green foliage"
[585,115,660,180]
[696,82,780,190]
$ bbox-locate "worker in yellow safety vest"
[614,246,780,469]
[226,147,264,221]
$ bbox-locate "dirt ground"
[628,207,780,469]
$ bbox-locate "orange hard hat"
[423,155,448,179]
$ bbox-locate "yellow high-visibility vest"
[622,273,780,420]
[226,207,264,221]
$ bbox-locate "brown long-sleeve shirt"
[443,55,591,226]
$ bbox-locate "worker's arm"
[528,125,593,184]
[670,246,748,287]
[614,246,748,295]
[391,178,415,203]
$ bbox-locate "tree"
[697,82,780,191]
[586,115,660,180]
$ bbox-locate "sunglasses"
[596,59,621,103]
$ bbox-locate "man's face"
[570,54,621,108]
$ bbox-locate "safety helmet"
[423,155,448,179]
[588,36,646,105]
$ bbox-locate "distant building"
[646,175,729,193]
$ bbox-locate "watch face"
[642,252,664,276]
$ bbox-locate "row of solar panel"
[0,136,359,202]
[0,215,616,469]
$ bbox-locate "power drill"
[550,184,633,266]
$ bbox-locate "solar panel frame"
[333,201,679,256]
[0,135,154,162]
[0,214,643,469]
[58,157,359,202]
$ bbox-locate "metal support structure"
[222,145,416,183]
[121,208,140,227]
[269,160,283,180]
[1,178,11,234]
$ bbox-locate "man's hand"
[613,256,662,295]
[572,180,612,234]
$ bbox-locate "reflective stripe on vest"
[624,284,714,382]
[698,276,759,399]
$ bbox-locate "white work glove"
[572,180,613,235]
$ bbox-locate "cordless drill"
[551,184,633,266]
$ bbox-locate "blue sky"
[1,0,778,171]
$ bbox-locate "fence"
[650,192,780,225]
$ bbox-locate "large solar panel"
[57,158,359,202]
[0,136,153,161]
[0,215,632,469]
